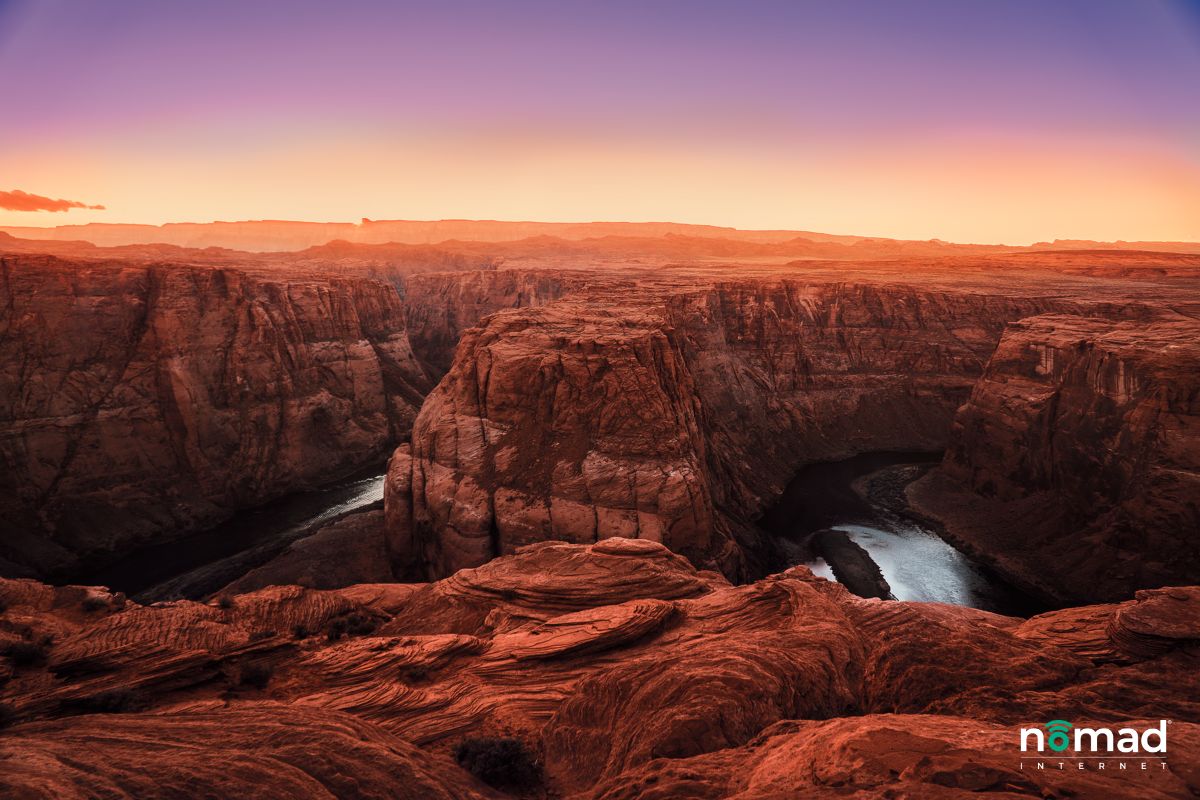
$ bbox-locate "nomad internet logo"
[1019,719,1170,772]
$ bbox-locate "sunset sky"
[2,0,1198,244]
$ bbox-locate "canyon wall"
[0,255,431,578]
[400,270,579,378]
[910,312,1200,603]
[384,279,1071,581]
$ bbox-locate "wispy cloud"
[0,189,105,212]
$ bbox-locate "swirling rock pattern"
[2,541,1198,798]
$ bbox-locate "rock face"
[2,542,1198,798]
[385,279,1070,581]
[217,509,392,596]
[0,255,431,578]
[401,269,577,378]
[911,313,1200,604]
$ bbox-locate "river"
[761,452,1039,616]
[77,464,387,603]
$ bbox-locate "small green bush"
[216,595,235,610]
[2,640,48,668]
[239,661,273,689]
[60,689,146,714]
[326,612,377,641]
[454,736,541,790]
[399,665,428,683]
[81,596,109,613]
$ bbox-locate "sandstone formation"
[0,254,430,578]
[401,269,578,378]
[385,279,1084,581]
[911,313,1200,604]
[217,509,392,596]
[810,528,892,599]
[2,540,1198,798]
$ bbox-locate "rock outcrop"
[217,509,392,596]
[401,269,578,378]
[0,255,431,578]
[910,313,1200,604]
[385,279,1071,581]
[2,542,1198,798]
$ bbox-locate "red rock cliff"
[385,278,1072,580]
[910,312,1200,603]
[0,255,431,578]
[400,269,577,378]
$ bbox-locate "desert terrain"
[1,222,1198,798]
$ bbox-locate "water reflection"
[766,452,1036,615]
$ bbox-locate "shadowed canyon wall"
[0,255,431,577]
[384,279,1095,581]
[911,312,1200,604]
[401,270,577,378]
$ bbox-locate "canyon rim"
[2,1,1200,798]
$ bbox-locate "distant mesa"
[1,217,1197,255]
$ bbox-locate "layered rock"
[217,509,392,596]
[1,708,498,799]
[385,279,1070,581]
[910,313,1200,603]
[2,543,1198,798]
[0,255,431,578]
[400,269,578,378]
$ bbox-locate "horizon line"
[3,217,1198,250]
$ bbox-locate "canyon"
[0,241,565,581]
[384,259,1199,600]
[1,224,1198,797]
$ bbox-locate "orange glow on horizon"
[3,127,1198,246]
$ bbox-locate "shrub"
[239,661,273,690]
[454,736,541,790]
[81,596,109,613]
[400,665,428,684]
[0,702,15,729]
[2,640,48,668]
[292,624,310,640]
[216,595,235,610]
[326,612,376,641]
[60,688,146,714]
[248,629,276,642]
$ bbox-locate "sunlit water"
[812,522,998,607]
[766,451,1035,615]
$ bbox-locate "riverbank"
[74,464,388,602]
[763,452,1041,615]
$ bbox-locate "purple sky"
[2,0,1198,242]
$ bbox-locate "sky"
[1,0,1198,244]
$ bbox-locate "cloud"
[0,189,105,212]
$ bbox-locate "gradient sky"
[2,0,1198,244]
